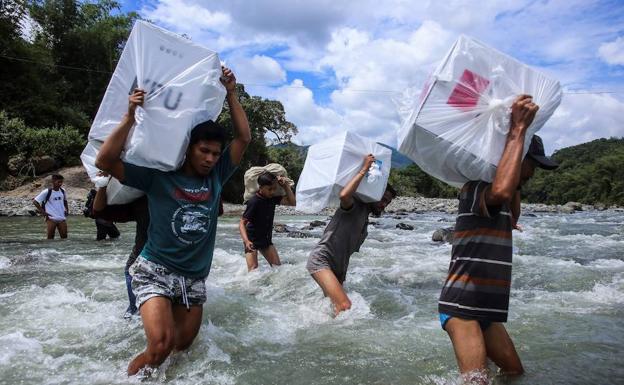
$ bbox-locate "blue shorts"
[439,313,492,331]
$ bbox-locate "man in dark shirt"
[239,171,296,271]
[438,95,559,383]
[306,154,396,315]
[92,183,149,317]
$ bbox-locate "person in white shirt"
[32,174,69,239]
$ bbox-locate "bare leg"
[245,250,259,271]
[483,322,524,375]
[127,297,175,376]
[172,305,203,351]
[444,317,489,384]
[57,221,68,239]
[259,245,281,267]
[311,269,351,315]
[45,219,56,239]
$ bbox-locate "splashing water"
[0,211,623,384]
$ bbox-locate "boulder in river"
[396,223,414,231]
[432,227,454,243]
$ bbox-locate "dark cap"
[527,135,559,170]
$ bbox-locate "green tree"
[218,84,299,203]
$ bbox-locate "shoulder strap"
[44,188,52,203]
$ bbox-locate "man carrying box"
[438,95,559,383]
[96,67,250,376]
[306,154,396,315]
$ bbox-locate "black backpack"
[83,189,97,218]
[42,187,66,211]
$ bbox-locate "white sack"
[81,21,226,204]
[397,35,562,187]
[243,164,294,203]
[296,131,392,213]
[80,142,143,205]
[89,20,226,171]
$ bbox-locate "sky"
[119,0,624,154]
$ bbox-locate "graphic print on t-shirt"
[170,186,213,245]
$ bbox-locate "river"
[0,210,622,384]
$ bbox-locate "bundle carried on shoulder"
[81,20,226,204]
[243,164,294,203]
[295,131,392,213]
[397,35,562,187]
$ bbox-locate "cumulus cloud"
[138,0,624,151]
[230,55,286,86]
[599,36,624,66]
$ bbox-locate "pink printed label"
[447,69,490,110]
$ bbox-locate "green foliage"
[388,164,458,198]
[0,111,85,166]
[522,138,624,206]
[218,85,299,203]
[1,0,136,131]
[266,144,305,183]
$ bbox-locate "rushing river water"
[0,211,623,385]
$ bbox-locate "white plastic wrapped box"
[81,21,226,204]
[80,141,144,205]
[295,131,392,213]
[397,35,562,187]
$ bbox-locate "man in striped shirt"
[438,95,559,383]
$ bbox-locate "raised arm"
[278,176,296,206]
[221,67,251,165]
[95,89,145,181]
[339,154,375,210]
[484,95,538,207]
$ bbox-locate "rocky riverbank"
[1,165,621,217]
[1,194,620,218]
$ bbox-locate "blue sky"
[118,0,624,153]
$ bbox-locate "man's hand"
[244,240,255,252]
[277,176,288,187]
[361,154,376,174]
[128,88,145,117]
[221,66,237,93]
[510,95,539,133]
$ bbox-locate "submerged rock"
[432,227,454,243]
[396,223,414,231]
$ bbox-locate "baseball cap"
[527,135,559,170]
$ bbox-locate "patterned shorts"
[129,256,207,310]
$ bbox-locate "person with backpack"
[33,174,69,239]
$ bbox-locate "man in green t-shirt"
[96,67,250,376]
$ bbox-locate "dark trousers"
[95,219,120,240]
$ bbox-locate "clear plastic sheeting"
[397,35,562,188]
[88,20,226,171]
[81,21,226,204]
[80,141,143,205]
[243,164,294,203]
[295,131,392,213]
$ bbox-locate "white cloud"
[599,36,624,66]
[141,0,231,35]
[137,0,624,151]
[231,55,286,86]
[542,93,624,154]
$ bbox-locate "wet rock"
[432,227,454,243]
[396,223,414,231]
[274,223,315,238]
[524,213,537,217]
[595,203,607,211]
[564,201,583,211]
[274,223,289,233]
[558,205,575,214]
[308,220,327,228]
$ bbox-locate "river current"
[0,210,622,384]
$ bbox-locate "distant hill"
[522,137,624,206]
[271,142,413,169]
